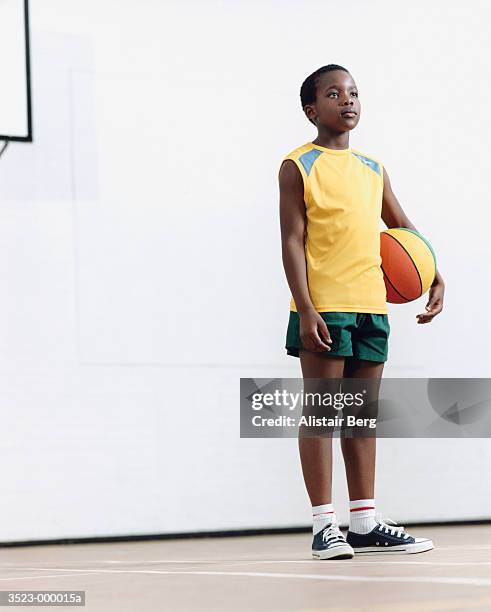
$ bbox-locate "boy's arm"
[381,166,444,324]
[279,160,332,351]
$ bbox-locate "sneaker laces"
[375,513,410,539]
[321,519,346,544]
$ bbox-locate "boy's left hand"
[416,279,445,324]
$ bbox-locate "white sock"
[312,503,335,535]
[349,498,377,534]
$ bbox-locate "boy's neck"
[312,130,350,150]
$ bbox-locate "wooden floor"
[1,524,491,611]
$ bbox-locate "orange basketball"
[380,228,437,304]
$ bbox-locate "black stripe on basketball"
[384,232,422,299]
[380,263,410,302]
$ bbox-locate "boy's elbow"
[281,232,305,254]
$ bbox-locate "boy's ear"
[304,105,317,125]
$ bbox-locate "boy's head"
[300,64,360,132]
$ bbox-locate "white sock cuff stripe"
[349,498,375,511]
[312,503,334,515]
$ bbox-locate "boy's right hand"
[299,309,332,352]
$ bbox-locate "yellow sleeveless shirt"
[279,141,388,314]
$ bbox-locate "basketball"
[380,228,437,304]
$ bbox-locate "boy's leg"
[299,351,354,559]
[340,358,384,500]
[298,351,346,505]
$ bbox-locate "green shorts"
[286,311,390,362]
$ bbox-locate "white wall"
[0,0,490,542]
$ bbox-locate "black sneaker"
[346,515,434,555]
[312,513,354,560]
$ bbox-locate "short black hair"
[300,64,350,125]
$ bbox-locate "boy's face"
[305,70,361,132]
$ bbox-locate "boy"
[278,64,445,560]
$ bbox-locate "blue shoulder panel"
[299,148,323,176]
[351,151,381,175]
